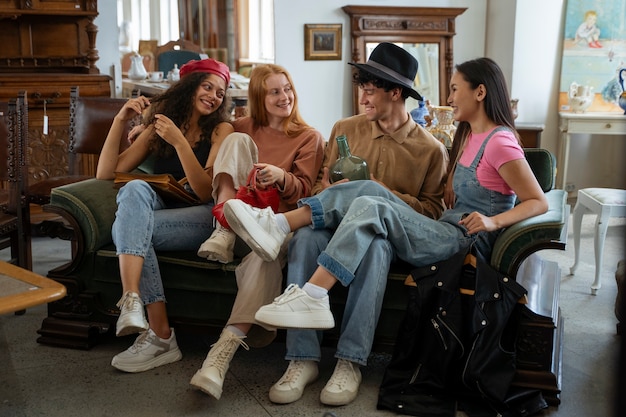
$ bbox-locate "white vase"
[568,82,593,113]
[128,54,147,81]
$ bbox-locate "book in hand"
[114,171,201,205]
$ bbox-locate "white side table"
[557,112,626,190]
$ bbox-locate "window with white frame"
[238,0,274,64]
[117,0,180,54]
[117,0,274,65]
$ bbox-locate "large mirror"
[343,5,466,114]
[364,41,439,113]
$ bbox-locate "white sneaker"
[320,359,362,406]
[269,360,319,404]
[111,328,182,373]
[197,223,236,263]
[254,284,335,329]
[115,291,149,337]
[223,199,287,262]
[190,328,249,400]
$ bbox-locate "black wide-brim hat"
[349,42,423,101]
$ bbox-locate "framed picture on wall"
[559,0,626,113]
[304,24,342,61]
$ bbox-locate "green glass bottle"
[329,135,370,183]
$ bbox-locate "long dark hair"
[144,72,232,157]
[449,57,519,168]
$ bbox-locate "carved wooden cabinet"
[0,0,111,184]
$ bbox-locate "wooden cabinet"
[0,74,111,181]
[0,0,111,184]
[516,123,544,148]
[0,0,95,12]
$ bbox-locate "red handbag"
[236,168,280,212]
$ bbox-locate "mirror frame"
[342,5,466,114]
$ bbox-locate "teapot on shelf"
[568,82,593,113]
[128,53,148,81]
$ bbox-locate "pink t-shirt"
[458,127,523,195]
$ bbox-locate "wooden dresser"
[0,0,111,183]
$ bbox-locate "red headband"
[179,58,231,86]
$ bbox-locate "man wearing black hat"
[260,42,449,406]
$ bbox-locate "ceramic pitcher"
[128,54,147,81]
[568,82,593,113]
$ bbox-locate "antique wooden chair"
[0,93,32,270]
[155,39,203,74]
[27,86,138,240]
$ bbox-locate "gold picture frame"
[304,24,342,61]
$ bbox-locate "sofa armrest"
[45,178,118,253]
[491,189,568,276]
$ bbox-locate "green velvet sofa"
[37,148,568,403]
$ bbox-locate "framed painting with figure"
[559,0,626,113]
[304,24,342,61]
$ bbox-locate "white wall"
[95,4,124,98]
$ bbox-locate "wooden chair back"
[156,39,204,74]
[0,93,32,270]
[156,39,203,56]
[27,87,137,206]
[67,86,137,175]
[157,50,202,75]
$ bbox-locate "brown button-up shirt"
[313,113,448,220]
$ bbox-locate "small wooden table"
[0,261,66,315]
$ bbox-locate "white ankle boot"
[189,329,249,399]
[197,223,236,263]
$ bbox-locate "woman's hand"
[319,167,338,190]
[153,114,186,148]
[127,124,146,143]
[254,163,285,189]
[117,96,150,121]
[458,211,499,235]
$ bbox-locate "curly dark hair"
[143,72,232,157]
[352,69,412,100]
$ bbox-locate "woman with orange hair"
[191,64,324,399]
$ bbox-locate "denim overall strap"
[439,126,517,257]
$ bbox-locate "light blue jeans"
[112,180,214,305]
[285,129,516,366]
[286,225,393,366]
[285,181,470,366]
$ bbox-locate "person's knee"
[117,179,153,203]
[223,132,256,151]
[120,179,152,194]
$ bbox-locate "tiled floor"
[1,212,624,417]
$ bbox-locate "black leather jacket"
[378,247,545,417]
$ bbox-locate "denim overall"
[438,126,517,258]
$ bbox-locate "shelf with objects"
[122,74,249,120]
